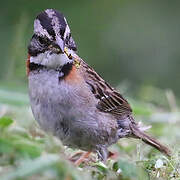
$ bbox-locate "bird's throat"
[27,54,73,79]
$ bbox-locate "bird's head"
[28,9,77,69]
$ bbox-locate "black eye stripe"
[31,34,50,46]
[38,36,51,46]
[38,36,46,44]
[28,35,46,56]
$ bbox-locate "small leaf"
[0,138,14,153]
[94,162,108,173]
[1,154,60,180]
[13,138,43,158]
[0,117,13,128]
[112,162,119,171]
[117,160,137,178]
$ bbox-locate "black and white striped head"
[28,9,77,68]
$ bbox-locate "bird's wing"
[80,60,132,116]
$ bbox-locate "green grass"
[0,87,179,180]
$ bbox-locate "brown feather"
[80,60,132,116]
[130,123,171,156]
[65,65,83,84]
[76,56,171,157]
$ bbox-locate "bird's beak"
[56,36,64,53]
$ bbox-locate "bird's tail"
[130,124,171,157]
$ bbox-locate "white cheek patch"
[30,53,45,64]
[30,51,72,68]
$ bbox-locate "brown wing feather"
[80,60,132,116]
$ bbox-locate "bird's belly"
[28,70,118,150]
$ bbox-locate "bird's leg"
[97,147,118,161]
[73,151,91,166]
[96,146,108,162]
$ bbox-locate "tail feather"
[130,124,171,157]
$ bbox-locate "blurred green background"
[1,0,180,97]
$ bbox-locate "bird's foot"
[108,151,118,159]
[69,151,91,166]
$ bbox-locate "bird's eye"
[38,36,46,44]
[38,36,49,45]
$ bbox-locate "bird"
[27,9,171,165]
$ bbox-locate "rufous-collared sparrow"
[27,9,170,164]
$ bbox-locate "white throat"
[30,51,74,68]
